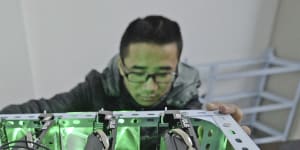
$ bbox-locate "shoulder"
[165,62,201,108]
[84,69,103,82]
[175,62,200,86]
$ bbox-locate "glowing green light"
[18,121,24,126]
[7,121,14,126]
[65,127,74,134]
[118,119,125,124]
[72,120,80,125]
[115,127,140,149]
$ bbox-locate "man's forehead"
[126,42,178,56]
[123,42,179,71]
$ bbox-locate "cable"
[0,145,35,150]
[0,140,50,150]
[169,128,196,150]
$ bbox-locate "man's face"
[120,42,179,107]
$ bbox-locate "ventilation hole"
[231,130,236,134]
[48,141,53,145]
[205,144,210,150]
[131,119,139,124]
[147,113,155,116]
[235,138,242,143]
[208,129,213,137]
[197,126,204,137]
[118,119,125,124]
[131,113,139,116]
[242,147,248,150]
[146,118,155,122]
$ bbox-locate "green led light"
[72,120,80,125]
[118,118,125,124]
[65,127,74,134]
[18,121,24,126]
[7,121,14,126]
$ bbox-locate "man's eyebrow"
[157,66,172,70]
[131,65,147,70]
[130,65,172,70]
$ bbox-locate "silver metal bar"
[250,51,272,125]
[271,57,300,67]
[194,58,264,69]
[283,81,300,139]
[209,92,257,102]
[254,136,284,144]
[260,91,291,103]
[242,103,293,114]
[252,121,282,136]
[216,66,300,80]
[213,115,260,150]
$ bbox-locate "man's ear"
[118,57,125,76]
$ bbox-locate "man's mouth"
[140,95,157,101]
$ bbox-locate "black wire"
[0,145,35,150]
[0,140,50,150]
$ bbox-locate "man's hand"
[206,102,251,135]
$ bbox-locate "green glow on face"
[122,43,178,107]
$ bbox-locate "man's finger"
[206,102,222,111]
[206,102,243,123]
[219,104,243,123]
[241,125,251,135]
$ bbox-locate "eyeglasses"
[121,62,177,84]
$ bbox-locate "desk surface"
[259,140,300,150]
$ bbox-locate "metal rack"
[194,48,300,144]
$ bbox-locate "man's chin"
[137,101,156,107]
[136,99,160,107]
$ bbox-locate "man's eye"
[131,72,145,76]
[155,73,169,76]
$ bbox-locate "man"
[1,15,251,149]
[0,15,246,130]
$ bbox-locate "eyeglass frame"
[120,61,177,84]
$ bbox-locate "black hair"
[120,15,183,61]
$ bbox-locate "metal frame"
[194,48,300,144]
[0,110,260,150]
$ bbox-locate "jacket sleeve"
[184,96,202,109]
[0,70,100,114]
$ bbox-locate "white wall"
[0,0,278,106]
[0,0,34,106]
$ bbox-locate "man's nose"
[144,77,158,91]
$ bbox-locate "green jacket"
[0,55,202,114]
